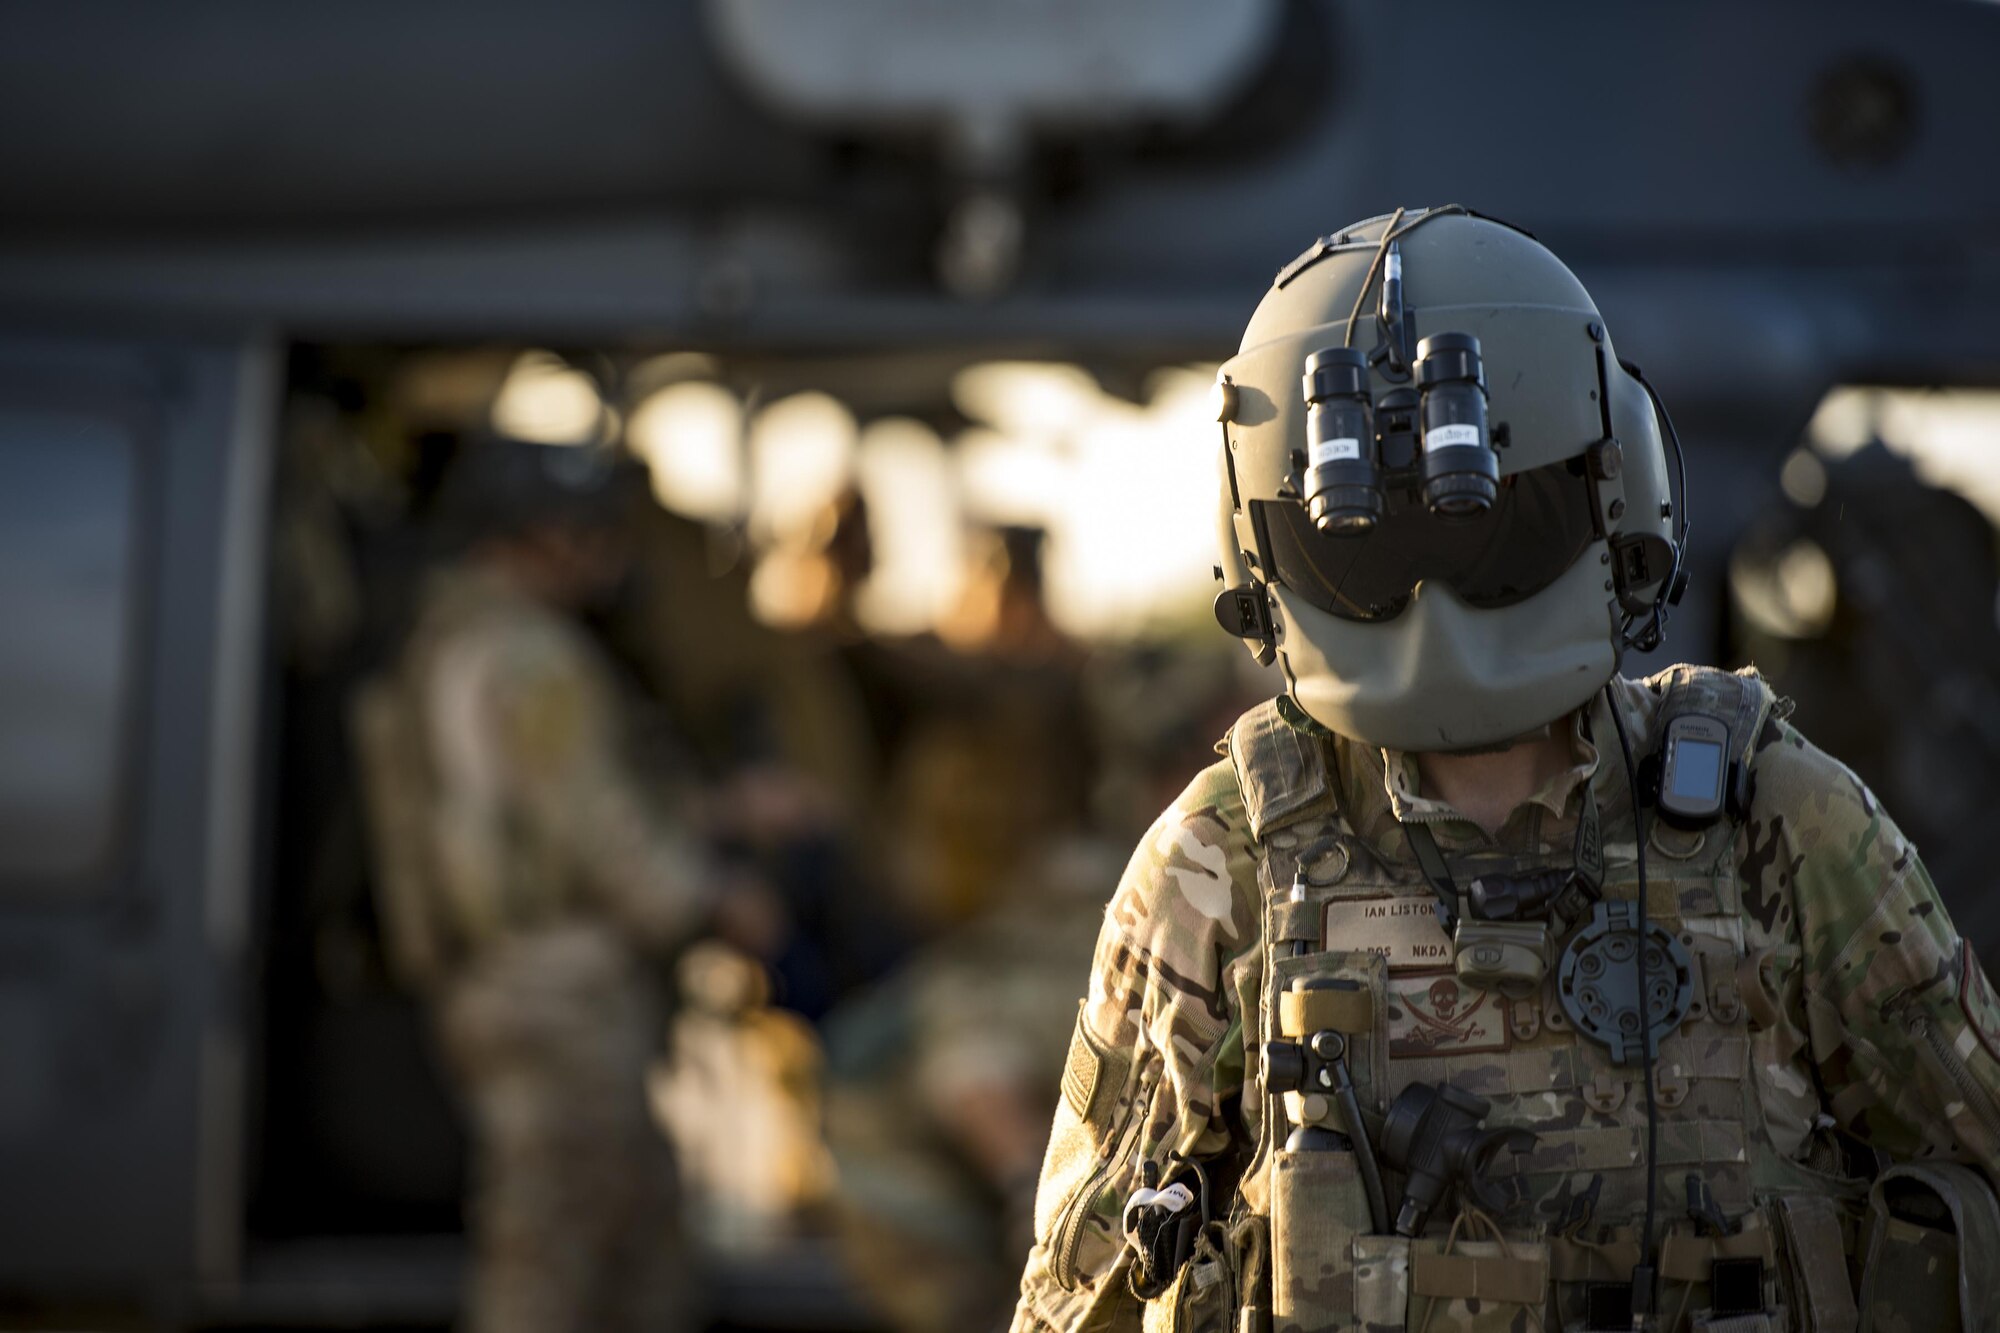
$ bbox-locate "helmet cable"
[1340,204,1473,353]
[1604,683,1659,1326]
[1617,360,1692,657]
[1342,207,1407,350]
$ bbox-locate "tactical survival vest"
[1147,666,1989,1333]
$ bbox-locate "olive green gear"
[1213,208,1678,752]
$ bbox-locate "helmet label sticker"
[1424,423,1482,452]
[1309,436,1361,465]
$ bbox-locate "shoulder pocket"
[1035,1003,1144,1291]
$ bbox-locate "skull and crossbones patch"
[1385,970,1511,1057]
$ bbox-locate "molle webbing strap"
[1225,698,1336,842]
[1402,822,1460,932]
[1694,1314,1781,1333]
[1657,1217,1777,1282]
[1278,985,1374,1038]
[1550,1232,1644,1282]
[1571,788,1605,896]
[1270,899,1320,948]
[1737,946,1809,1062]
[1410,1249,1548,1305]
[1545,790,1606,929]
[1517,1121,1747,1177]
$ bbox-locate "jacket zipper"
[1906,1009,2000,1145]
[1052,1092,1147,1291]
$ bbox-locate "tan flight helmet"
[1211,207,1686,752]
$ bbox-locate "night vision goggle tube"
[1301,346,1381,534]
[1415,332,1497,518]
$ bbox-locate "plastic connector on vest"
[1629,1264,1656,1327]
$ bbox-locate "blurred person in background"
[614,474,881,813]
[821,644,1256,1333]
[822,838,1114,1333]
[610,475,911,1019]
[937,524,1075,666]
[1727,439,2000,957]
[881,522,1093,933]
[651,941,837,1254]
[755,482,877,645]
[351,436,763,1333]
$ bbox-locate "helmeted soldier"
[353,437,727,1333]
[1011,209,2000,1333]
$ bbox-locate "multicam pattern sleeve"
[1011,759,1265,1333]
[442,610,713,950]
[1746,717,2000,1176]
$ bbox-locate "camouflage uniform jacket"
[358,564,705,1333]
[1010,669,2000,1333]
[356,563,712,980]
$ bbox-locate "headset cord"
[1342,207,1406,349]
[1340,204,1473,351]
[1617,360,1691,657]
[1604,683,1658,1327]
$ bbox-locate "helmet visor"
[1252,460,1599,623]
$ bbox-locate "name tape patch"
[1322,896,1452,969]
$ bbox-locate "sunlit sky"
[1809,386,2000,523]
[493,354,2000,642]
[619,358,1222,639]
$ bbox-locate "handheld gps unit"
[1656,714,1730,827]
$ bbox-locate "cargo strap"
[1774,1195,1858,1333]
[1404,823,1461,933]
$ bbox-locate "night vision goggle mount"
[1295,328,1497,534]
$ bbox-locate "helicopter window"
[0,412,139,886]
